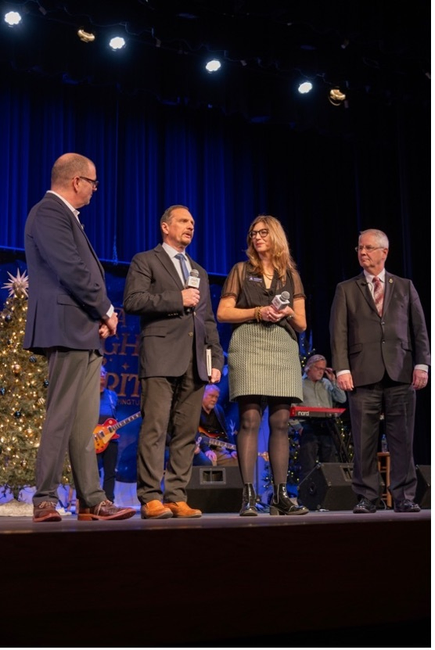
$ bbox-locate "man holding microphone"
[123,205,224,519]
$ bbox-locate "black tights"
[237,396,291,484]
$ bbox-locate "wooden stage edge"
[0,509,431,648]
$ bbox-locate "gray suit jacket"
[330,271,430,386]
[123,244,223,381]
[24,192,111,354]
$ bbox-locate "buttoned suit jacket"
[330,271,430,386]
[123,244,223,380]
[24,192,111,354]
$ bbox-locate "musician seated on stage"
[97,365,120,502]
[293,354,347,481]
[193,385,238,467]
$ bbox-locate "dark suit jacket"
[123,244,223,381]
[23,192,111,354]
[330,271,430,386]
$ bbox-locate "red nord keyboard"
[289,406,346,418]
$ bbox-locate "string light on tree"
[0,269,72,500]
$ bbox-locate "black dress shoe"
[394,499,421,513]
[353,497,377,514]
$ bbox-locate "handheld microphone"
[186,269,200,289]
[271,290,290,310]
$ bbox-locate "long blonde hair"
[246,215,296,281]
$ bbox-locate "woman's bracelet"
[255,306,262,322]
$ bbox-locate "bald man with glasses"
[330,228,430,514]
[24,153,135,523]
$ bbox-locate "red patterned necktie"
[372,276,384,316]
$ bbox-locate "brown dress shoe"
[164,501,202,518]
[77,499,135,521]
[33,501,62,522]
[141,500,173,519]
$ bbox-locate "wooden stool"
[377,452,392,507]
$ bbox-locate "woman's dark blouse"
[221,261,305,342]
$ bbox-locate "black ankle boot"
[270,483,309,516]
[239,483,258,516]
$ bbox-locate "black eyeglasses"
[79,176,99,189]
[249,228,269,239]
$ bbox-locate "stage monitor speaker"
[415,465,431,509]
[298,463,357,511]
[186,466,243,513]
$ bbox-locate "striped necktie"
[372,276,384,316]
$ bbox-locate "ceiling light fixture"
[298,81,313,94]
[329,87,346,106]
[4,11,22,26]
[205,59,221,73]
[77,29,95,43]
[109,36,126,51]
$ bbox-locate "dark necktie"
[175,253,189,283]
[372,276,384,316]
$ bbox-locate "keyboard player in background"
[292,354,347,481]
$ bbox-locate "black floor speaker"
[415,465,431,508]
[298,463,357,511]
[186,466,243,513]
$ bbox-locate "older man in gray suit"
[24,153,135,522]
[330,228,430,514]
[123,205,224,519]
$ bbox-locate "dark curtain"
[0,69,430,462]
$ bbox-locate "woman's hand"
[262,305,286,322]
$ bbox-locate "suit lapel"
[73,215,105,277]
[155,245,185,288]
[356,274,377,313]
[47,194,105,278]
[382,272,393,315]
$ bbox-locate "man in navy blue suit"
[24,152,135,523]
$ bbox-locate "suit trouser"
[33,348,106,507]
[137,357,205,503]
[348,376,417,503]
[98,440,118,502]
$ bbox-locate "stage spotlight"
[205,59,221,73]
[4,11,22,26]
[329,87,346,106]
[109,36,126,51]
[78,28,95,43]
[298,81,313,94]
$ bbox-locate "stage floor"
[0,508,430,648]
[0,504,430,531]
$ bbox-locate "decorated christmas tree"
[0,270,72,501]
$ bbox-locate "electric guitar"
[197,431,269,462]
[93,412,141,454]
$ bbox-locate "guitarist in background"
[97,366,119,503]
[194,385,238,467]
